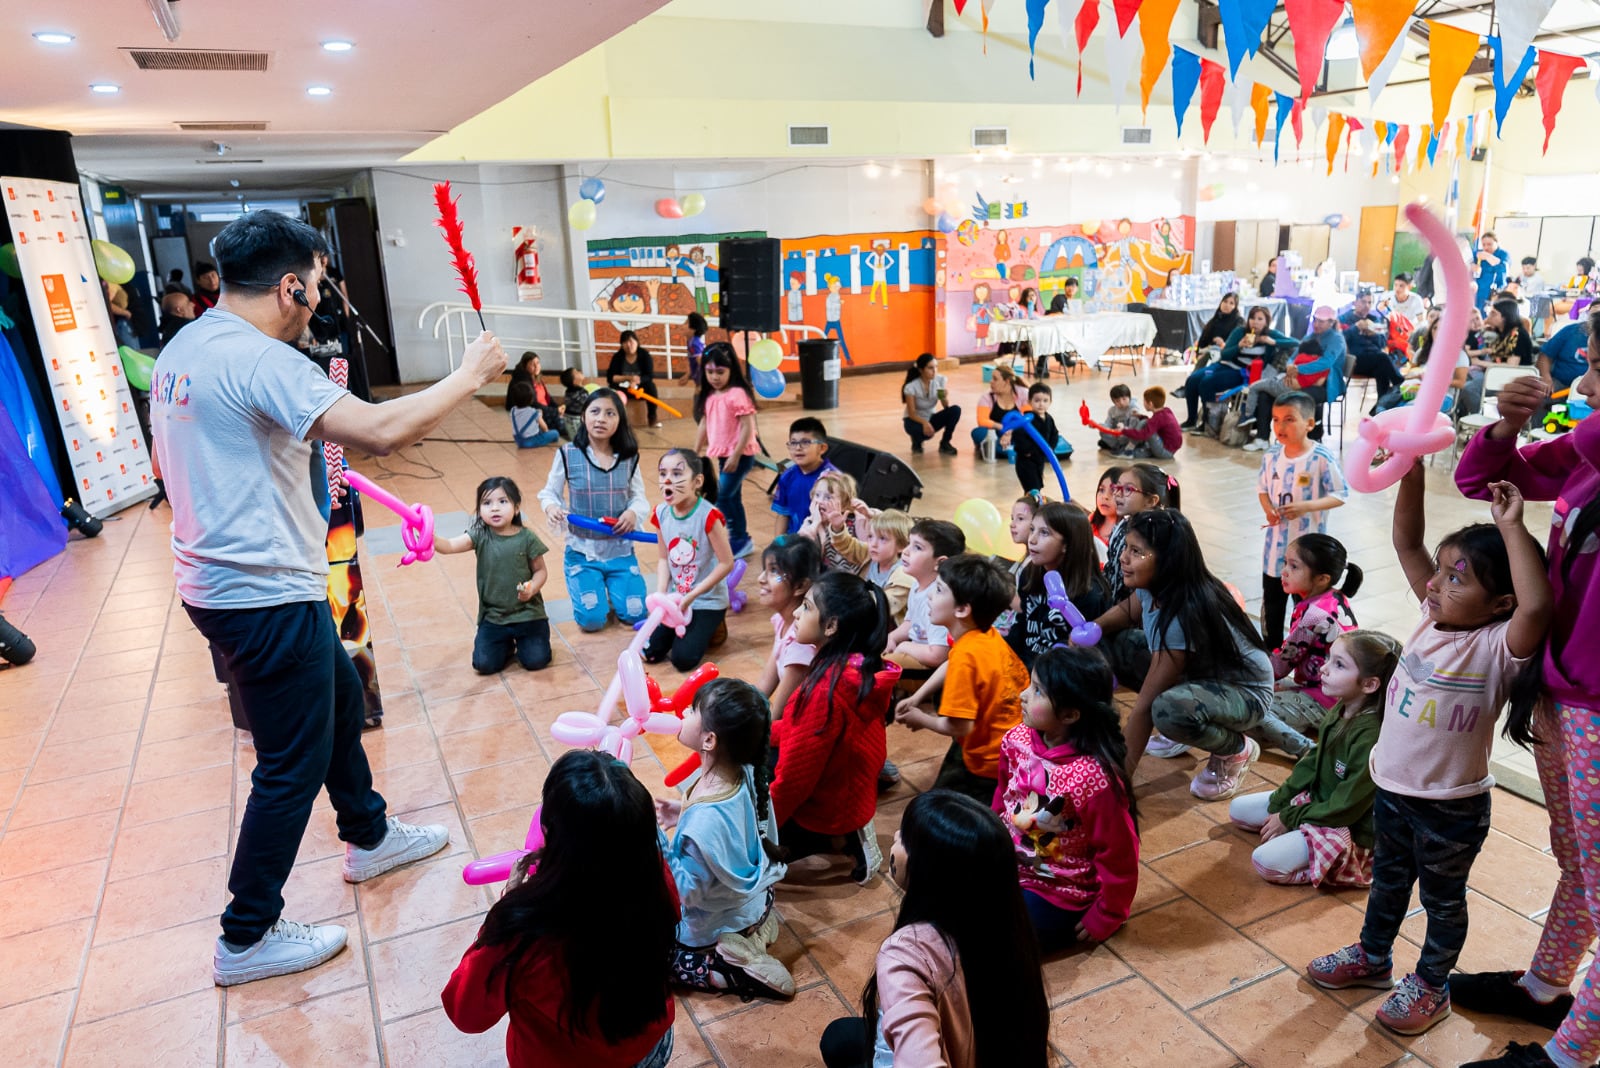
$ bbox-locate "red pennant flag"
[1199,58,1226,142]
[1113,0,1144,36]
[1535,50,1585,154]
[953,0,968,11]
[1291,97,1305,146]
[1344,117,1362,172]
[1285,0,1347,102]
[1392,124,1411,171]
[1076,0,1102,96]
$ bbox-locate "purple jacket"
[1455,418,1600,708]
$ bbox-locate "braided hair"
[693,678,783,863]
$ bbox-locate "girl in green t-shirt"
[433,476,551,674]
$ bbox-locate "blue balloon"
[936,211,957,234]
[751,366,786,399]
[565,513,656,544]
[579,177,606,204]
[1000,411,1070,502]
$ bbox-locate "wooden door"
[1211,221,1237,273]
[1357,205,1398,286]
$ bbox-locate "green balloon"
[119,345,155,391]
[92,239,136,285]
[0,243,18,279]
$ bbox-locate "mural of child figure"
[969,281,995,348]
[687,246,712,315]
[994,228,1012,279]
[865,240,895,308]
[823,274,853,363]
[787,273,805,323]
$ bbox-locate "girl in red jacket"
[442,751,679,1068]
[995,645,1140,954]
[770,571,902,885]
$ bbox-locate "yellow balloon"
[680,193,706,217]
[953,498,1006,556]
[747,338,784,372]
[92,240,136,285]
[568,200,597,230]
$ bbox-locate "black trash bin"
[796,338,841,410]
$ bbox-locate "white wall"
[370,163,569,382]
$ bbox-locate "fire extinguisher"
[517,236,541,289]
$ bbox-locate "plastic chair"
[1454,364,1542,456]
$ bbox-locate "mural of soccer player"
[823,273,852,363]
[865,240,895,308]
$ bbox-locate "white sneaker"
[851,820,883,885]
[1242,439,1272,452]
[1145,730,1191,758]
[343,817,449,883]
[715,931,797,998]
[754,908,781,949]
[1190,737,1260,801]
[213,919,347,986]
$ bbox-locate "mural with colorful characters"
[944,213,1194,353]
[586,231,753,354]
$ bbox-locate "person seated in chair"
[1341,292,1402,403]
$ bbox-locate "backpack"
[1207,392,1252,448]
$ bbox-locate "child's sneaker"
[1306,943,1394,990]
[1145,730,1191,758]
[1190,737,1259,800]
[715,931,796,999]
[342,817,449,882]
[1376,973,1452,1035]
[213,919,347,986]
[1451,970,1574,1030]
[754,909,781,949]
[850,820,883,884]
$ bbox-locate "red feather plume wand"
[432,182,485,331]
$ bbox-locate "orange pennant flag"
[1428,21,1480,129]
[1350,0,1413,79]
[1251,83,1273,147]
[1416,123,1432,170]
[1325,112,1346,174]
[1138,0,1183,119]
[1372,120,1388,176]
[1455,119,1467,159]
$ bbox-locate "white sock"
[1519,970,1569,1004]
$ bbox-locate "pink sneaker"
[1190,737,1259,801]
[1376,973,1451,1035]
[1306,943,1394,990]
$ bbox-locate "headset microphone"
[294,288,341,342]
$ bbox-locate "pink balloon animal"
[550,650,682,765]
[462,803,545,886]
[1343,203,1470,493]
[342,469,434,566]
[1043,571,1103,646]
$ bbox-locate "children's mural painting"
[583,211,1192,364]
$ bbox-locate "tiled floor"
[0,356,1567,1067]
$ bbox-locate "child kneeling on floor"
[996,646,1139,954]
[1229,630,1400,888]
[1306,465,1551,1037]
[646,449,734,671]
[658,678,793,1000]
[770,572,902,884]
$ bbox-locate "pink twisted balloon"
[462,803,546,885]
[550,648,684,764]
[1343,203,1470,493]
[341,469,435,566]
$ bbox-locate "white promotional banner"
[3,176,154,515]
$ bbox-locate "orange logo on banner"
[6,187,15,199]
[46,189,55,201]
[18,233,27,244]
[41,274,77,332]
[81,478,89,489]
[32,209,40,221]
[56,232,65,243]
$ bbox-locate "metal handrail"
[417,302,823,378]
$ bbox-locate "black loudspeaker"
[824,437,924,512]
[718,238,781,332]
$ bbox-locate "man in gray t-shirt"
[152,211,504,987]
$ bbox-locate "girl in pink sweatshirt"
[818,791,1050,1068]
[995,645,1139,953]
[1448,349,1600,1068]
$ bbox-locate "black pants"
[903,406,962,449]
[934,740,998,806]
[1015,449,1046,495]
[1360,787,1492,988]
[1261,573,1297,649]
[779,818,869,867]
[186,600,388,945]
[1024,890,1089,955]
[1351,349,1404,395]
[472,617,551,674]
[820,1017,873,1068]
[643,605,726,672]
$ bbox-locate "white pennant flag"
[1369,17,1411,106]
[1310,105,1328,135]
[1359,125,1379,163]
[1228,73,1253,137]
[1103,23,1140,113]
[1059,0,1086,54]
[1498,0,1556,75]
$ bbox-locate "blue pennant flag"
[1489,35,1537,136]
[1384,121,1399,146]
[1026,0,1051,80]
[1273,92,1293,163]
[1172,48,1202,137]
[1427,128,1441,166]
[1219,0,1278,78]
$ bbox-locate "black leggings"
[820,1017,872,1068]
[642,605,726,672]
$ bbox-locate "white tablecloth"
[989,313,1158,367]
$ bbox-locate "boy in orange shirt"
[893,554,1029,804]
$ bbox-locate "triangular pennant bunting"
[1426,127,1441,165]
[1368,18,1411,105]
[1499,0,1557,77]
[1102,19,1142,113]
[1415,123,1431,170]
[1251,83,1273,147]
[1285,0,1346,101]
[1218,0,1278,77]
[1535,49,1586,153]
[1291,97,1305,147]
[1076,0,1102,95]
[1273,92,1294,162]
[1198,58,1226,142]
[1026,0,1051,79]
[1428,21,1481,129]
[1325,112,1346,174]
[1350,0,1414,79]
[1392,123,1410,171]
[1113,0,1144,36]
[1138,0,1183,118]
[1171,48,1202,138]
[1489,35,1538,135]
[1228,73,1253,137]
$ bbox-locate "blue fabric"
[0,374,66,580]
[663,768,785,946]
[0,331,61,506]
[1219,0,1277,76]
[1273,92,1293,163]
[562,545,646,632]
[1543,322,1589,387]
[1474,247,1509,307]
[1490,36,1537,136]
[717,453,755,551]
[1298,328,1348,401]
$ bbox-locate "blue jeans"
[1024,890,1088,955]
[1183,364,1245,423]
[717,454,755,552]
[514,428,559,448]
[185,600,388,945]
[564,546,647,632]
[472,617,551,673]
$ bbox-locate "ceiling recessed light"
[33,31,75,45]
[306,85,332,97]
[89,83,120,94]
[321,40,353,52]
